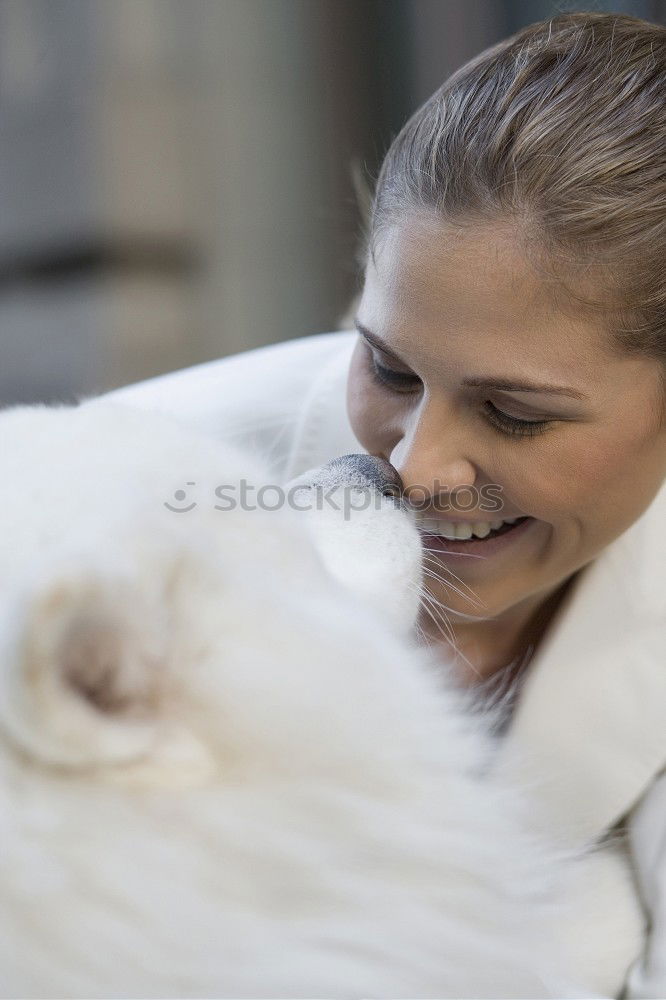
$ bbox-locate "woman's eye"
[367,349,552,438]
[483,400,551,438]
[369,357,422,392]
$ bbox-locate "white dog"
[0,398,592,998]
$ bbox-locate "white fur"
[0,399,582,998]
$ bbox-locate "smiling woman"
[348,217,666,683]
[337,15,666,996]
[111,10,666,999]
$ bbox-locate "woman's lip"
[412,513,525,523]
[419,515,537,560]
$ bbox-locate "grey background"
[1,0,663,404]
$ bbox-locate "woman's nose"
[381,408,477,498]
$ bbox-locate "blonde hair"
[370,12,666,364]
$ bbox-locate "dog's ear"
[0,571,169,770]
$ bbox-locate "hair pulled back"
[371,13,666,363]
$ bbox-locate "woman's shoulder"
[106,331,357,423]
[102,331,360,479]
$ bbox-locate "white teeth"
[417,515,522,540]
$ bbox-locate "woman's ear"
[0,570,170,770]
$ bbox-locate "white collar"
[495,477,666,848]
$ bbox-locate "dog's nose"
[317,454,404,499]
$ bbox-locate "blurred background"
[1,0,664,404]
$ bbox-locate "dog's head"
[0,401,428,784]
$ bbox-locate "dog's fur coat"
[0,399,590,998]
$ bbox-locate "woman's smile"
[415,513,537,563]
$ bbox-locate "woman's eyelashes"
[369,356,420,392]
[368,356,552,439]
[481,400,551,438]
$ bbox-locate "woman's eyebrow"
[463,375,588,400]
[355,321,407,363]
[354,319,589,401]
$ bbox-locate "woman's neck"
[418,575,578,687]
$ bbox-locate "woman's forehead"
[370,215,565,317]
[363,219,607,372]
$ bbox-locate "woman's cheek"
[495,431,634,544]
[484,442,575,529]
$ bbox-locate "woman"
[113,12,666,997]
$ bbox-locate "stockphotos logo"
[164,480,504,520]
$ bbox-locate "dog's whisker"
[420,560,486,612]
[415,587,458,649]
[420,542,489,562]
[412,584,485,681]
[421,566,485,612]
[420,553,487,608]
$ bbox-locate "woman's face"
[347,214,666,626]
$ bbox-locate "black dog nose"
[321,454,404,499]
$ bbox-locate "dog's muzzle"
[289,454,405,503]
